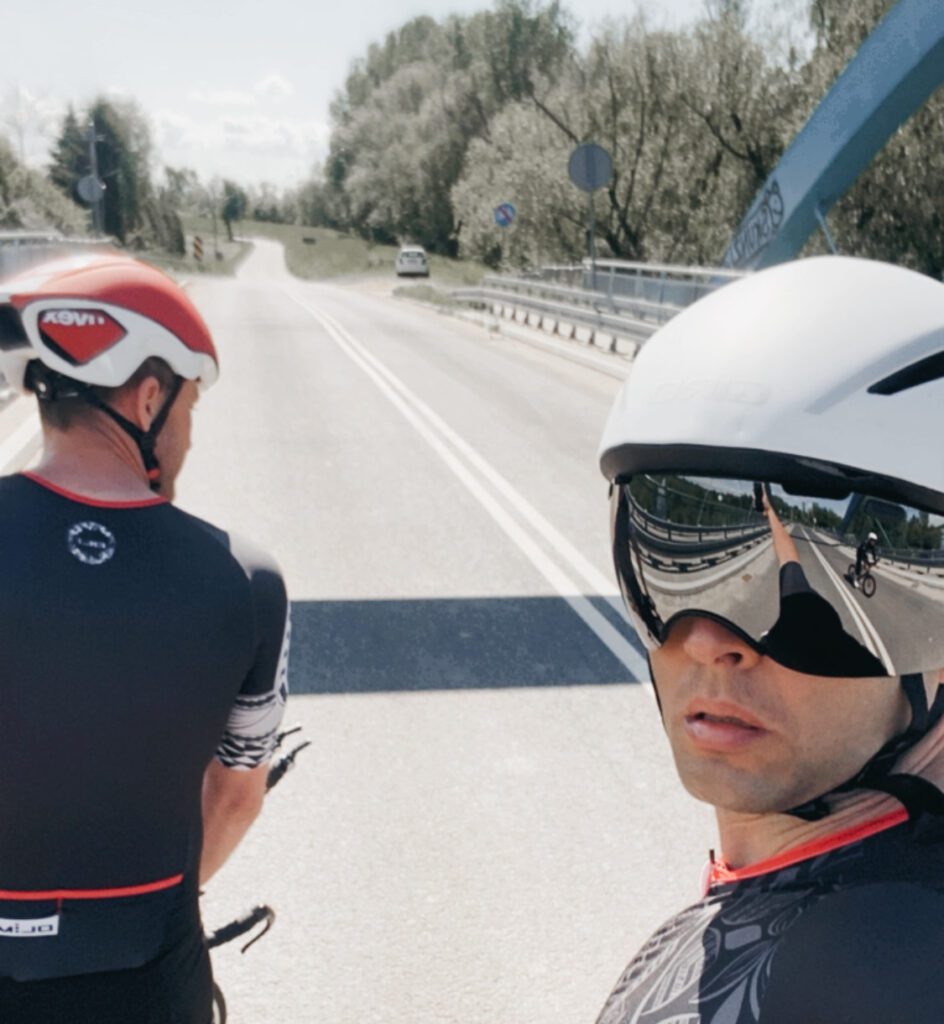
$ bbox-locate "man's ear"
[133,376,165,431]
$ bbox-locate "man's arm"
[763,491,802,566]
[200,759,269,884]
[201,535,290,883]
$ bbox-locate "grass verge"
[393,283,461,308]
[183,219,488,286]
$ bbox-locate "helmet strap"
[81,376,184,492]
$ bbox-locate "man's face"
[651,615,910,814]
[153,379,199,500]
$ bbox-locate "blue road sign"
[568,143,613,193]
[494,203,516,227]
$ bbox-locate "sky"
[1,0,709,190]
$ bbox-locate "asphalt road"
[3,240,716,1023]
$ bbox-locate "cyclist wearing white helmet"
[597,256,944,1023]
[0,254,289,1024]
[854,529,880,588]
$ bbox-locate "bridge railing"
[539,259,745,308]
[452,259,745,353]
[0,232,116,283]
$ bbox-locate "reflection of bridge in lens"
[629,499,768,576]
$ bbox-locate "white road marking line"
[0,412,40,474]
[804,536,894,672]
[313,303,625,599]
[285,289,651,685]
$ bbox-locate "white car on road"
[395,246,429,277]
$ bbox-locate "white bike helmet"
[600,255,944,819]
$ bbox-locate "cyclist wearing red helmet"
[597,256,944,1023]
[0,254,289,1024]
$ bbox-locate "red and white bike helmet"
[0,252,219,490]
[0,251,218,391]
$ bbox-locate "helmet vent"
[0,306,29,351]
[868,351,944,396]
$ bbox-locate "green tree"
[454,7,802,268]
[321,1,576,253]
[48,107,88,201]
[0,135,87,233]
[162,166,203,213]
[88,97,154,243]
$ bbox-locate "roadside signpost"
[80,121,106,236]
[568,143,613,289]
[494,202,517,227]
[76,174,104,205]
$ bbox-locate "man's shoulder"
[597,825,944,1024]
[174,507,283,581]
[170,506,285,593]
[759,880,944,1022]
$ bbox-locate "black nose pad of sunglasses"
[762,590,888,678]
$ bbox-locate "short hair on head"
[32,357,178,431]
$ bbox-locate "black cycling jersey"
[0,473,289,1003]
[596,813,944,1024]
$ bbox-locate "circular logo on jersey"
[67,521,116,566]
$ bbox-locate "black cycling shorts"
[0,926,212,1024]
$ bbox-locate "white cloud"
[154,107,330,186]
[0,86,65,165]
[253,74,294,101]
[154,109,198,151]
[0,82,329,188]
[102,85,135,102]
[188,88,258,108]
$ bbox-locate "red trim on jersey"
[0,873,184,901]
[708,809,909,887]
[21,472,166,508]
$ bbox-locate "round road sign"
[494,203,517,227]
[568,143,613,193]
[76,175,105,205]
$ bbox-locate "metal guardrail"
[0,233,116,283]
[487,276,679,324]
[631,505,768,567]
[453,259,745,354]
[541,259,746,309]
[451,283,659,353]
[878,549,944,572]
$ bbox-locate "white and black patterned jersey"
[596,813,944,1024]
[0,472,289,983]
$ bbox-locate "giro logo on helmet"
[38,308,127,366]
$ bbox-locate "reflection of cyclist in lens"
[854,531,880,587]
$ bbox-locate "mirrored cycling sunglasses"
[611,473,944,678]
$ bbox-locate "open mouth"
[688,712,761,730]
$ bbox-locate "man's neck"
[31,420,157,502]
[714,808,820,869]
